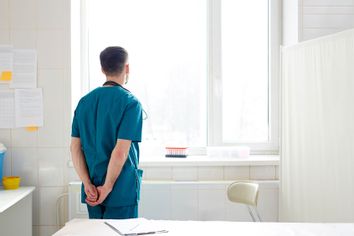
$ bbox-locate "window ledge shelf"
[140,155,279,167]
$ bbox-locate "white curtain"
[280,29,354,222]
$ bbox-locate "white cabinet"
[0,187,35,236]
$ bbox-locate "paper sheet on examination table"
[105,218,167,235]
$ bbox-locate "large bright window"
[71,0,280,154]
[222,0,268,143]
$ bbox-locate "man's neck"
[106,75,124,85]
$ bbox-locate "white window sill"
[67,155,279,168]
[139,155,279,167]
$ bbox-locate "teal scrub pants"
[87,204,138,219]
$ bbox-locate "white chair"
[227,182,262,222]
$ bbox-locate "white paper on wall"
[0,46,13,83]
[10,49,37,88]
[15,88,43,127]
[0,90,15,128]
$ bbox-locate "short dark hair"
[100,46,128,76]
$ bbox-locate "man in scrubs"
[70,46,143,219]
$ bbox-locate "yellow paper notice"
[0,71,12,81]
[25,126,39,132]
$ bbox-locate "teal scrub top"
[71,86,143,207]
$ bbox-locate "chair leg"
[247,205,256,222]
[254,207,262,222]
[247,206,262,222]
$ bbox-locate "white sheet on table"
[53,219,354,236]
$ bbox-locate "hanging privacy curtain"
[280,29,354,222]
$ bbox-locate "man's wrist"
[82,178,91,186]
[103,182,113,192]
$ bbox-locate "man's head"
[100,46,129,77]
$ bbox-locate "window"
[71,0,281,154]
[221,0,268,143]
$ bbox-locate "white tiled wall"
[37,148,65,187]
[12,148,38,186]
[39,187,66,226]
[250,166,276,180]
[0,0,71,236]
[11,29,37,48]
[0,1,9,29]
[142,165,278,182]
[223,166,250,180]
[9,0,37,29]
[198,184,226,221]
[138,183,172,220]
[172,167,198,181]
[140,165,279,221]
[143,167,173,180]
[69,181,279,222]
[198,166,223,181]
[0,129,11,147]
[170,184,199,220]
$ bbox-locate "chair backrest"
[227,182,259,206]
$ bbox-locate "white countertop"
[0,186,35,213]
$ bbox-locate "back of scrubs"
[71,85,143,208]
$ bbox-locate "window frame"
[72,0,281,155]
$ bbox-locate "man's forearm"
[104,139,131,190]
[70,138,91,185]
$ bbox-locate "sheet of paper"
[15,88,43,128]
[0,46,13,83]
[105,218,168,235]
[10,49,37,88]
[0,90,15,128]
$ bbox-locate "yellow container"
[2,176,21,190]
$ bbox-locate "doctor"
[70,46,143,219]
